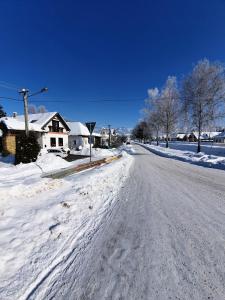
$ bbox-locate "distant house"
[187,131,221,142]
[213,131,225,143]
[100,127,116,146]
[187,132,198,142]
[176,133,188,141]
[0,112,70,155]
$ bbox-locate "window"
[52,120,59,132]
[50,137,56,147]
[58,138,63,147]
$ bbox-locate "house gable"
[42,113,70,132]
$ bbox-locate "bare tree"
[28,104,37,114]
[38,105,47,113]
[182,59,225,152]
[158,76,180,148]
[147,111,162,146]
[144,87,162,145]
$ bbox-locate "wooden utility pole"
[19,88,29,137]
[19,87,48,137]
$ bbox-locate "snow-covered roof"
[16,112,57,128]
[188,131,220,139]
[67,122,90,136]
[213,131,225,138]
[0,117,45,132]
[177,133,187,139]
[201,132,220,139]
[92,132,102,137]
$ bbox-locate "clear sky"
[1,0,225,128]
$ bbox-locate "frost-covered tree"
[38,105,47,113]
[145,78,180,148]
[182,59,225,152]
[147,111,162,146]
[144,87,162,145]
[159,76,180,148]
[28,104,37,114]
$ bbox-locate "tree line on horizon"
[132,59,225,153]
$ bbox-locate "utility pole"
[108,124,111,148]
[19,87,48,137]
[19,88,29,137]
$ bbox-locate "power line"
[0,80,20,91]
[0,96,22,102]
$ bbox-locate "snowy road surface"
[42,144,225,300]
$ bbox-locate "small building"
[176,133,188,141]
[187,132,198,142]
[67,121,90,150]
[0,112,70,155]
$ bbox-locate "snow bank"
[36,153,72,172]
[0,147,134,299]
[139,143,225,170]
[71,145,135,158]
[83,147,118,157]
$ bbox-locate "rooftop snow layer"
[0,117,45,132]
[67,121,90,136]
[16,112,57,127]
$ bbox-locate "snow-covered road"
[41,144,225,300]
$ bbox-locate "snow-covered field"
[140,143,225,170]
[158,141,225,157]
[0,146,134,299]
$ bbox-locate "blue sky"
[1,0,225,128]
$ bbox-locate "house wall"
[2,134,16,154]
[214,137,225,143]
[42,132,69,149]
[68,135,88,149]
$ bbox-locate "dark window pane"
[52,120,59,132]
[58,138,63,146]
[50,138,56,147]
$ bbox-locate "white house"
[100,127,116,146]
[213,131,225,143]
[16,112,70,149]
[0,112,70,154]
[67,121,90,150]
